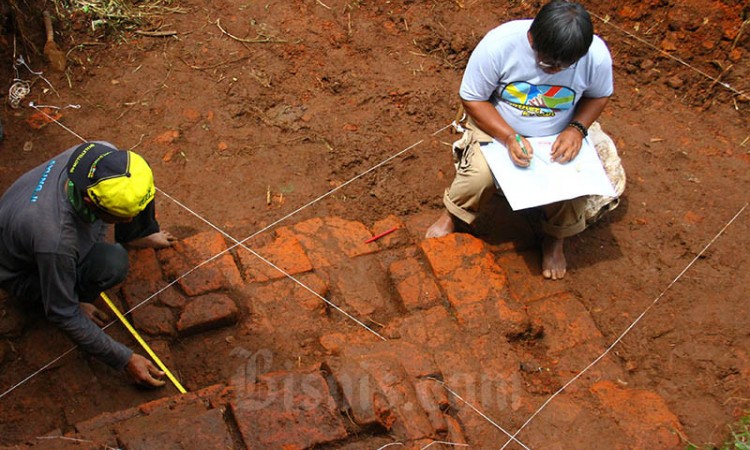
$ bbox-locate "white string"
[590,11,746,97]
[379,441,470,450]
[28,103,86,142]
[0,107,454,399]
[421,441,470,449]
[428,377,531,450]
[8,81,30,109]
[499,202,748,449]
[157,189,387,341]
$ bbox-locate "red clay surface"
[0,0,748,448]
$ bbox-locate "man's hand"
[551,126,584,163]
[505,134,533,168]
[80,303,109,327]
[126,231,177,249]
[126,354,166,388]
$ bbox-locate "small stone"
[660,39,677,52]
[666,76,684,89]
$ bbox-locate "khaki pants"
[443,119,624,239]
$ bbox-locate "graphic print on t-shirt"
[500,82,575,117]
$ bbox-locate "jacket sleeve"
[115,199,160,244]
[36,252,132,370]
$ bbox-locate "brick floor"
[12,218,688,449]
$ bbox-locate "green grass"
[687,414,750,450]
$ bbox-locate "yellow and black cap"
[66,142,155,218]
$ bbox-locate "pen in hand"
[515,134,528,156]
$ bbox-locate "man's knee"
[77,243,129,299]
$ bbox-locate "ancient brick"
[526,292,603,354]
[329,255,392,318]
[343,341,441,379]
[357,356,435,440]
[231,369,348,449]
[390,306,459,349]
[444,414,468,446]
[251,271,328,313]
[237,229,313,283]
[319,330,380,355]
[158,231,243,296]
[420,235,519,331]
[116,402,233,450]
[388,257,442,311]
[121,248,164,310]
[520,395,630,450]
[370,215,408,249]
[177,293,239,336]
[326,357,387,427]
[131,304,175,336]
[414,379,447,433]
[591,381,685,449]
[157,288,187,309]
[291,217,377,267]
[75,407,141,433]
[495,251,567,303]
[551,343,624,391]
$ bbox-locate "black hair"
[529,0,593,66]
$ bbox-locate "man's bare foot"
[127,231,177,249]
[542,235,566,280]
[425,210,456,238]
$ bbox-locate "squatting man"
[426,0,624,280]
[0,142,176,387]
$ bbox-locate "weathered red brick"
[231,369,348,449]
[250,271,329,313]
[550,343,624,392]
[420,235,521,331]
[444,413,468,446]
[131,304,175,336]
[389,306,459,349]
[526,292,603,354]
[388,257,442,311]
[237,228,313,283]
[420,233,486,278]
[319,330,380,355]
[116,402,233,450]
[121,248,164,310]
[329,255,391,317]
[414,379,447,433]
[176,293,239,335]
[75,407,141,433]
[158,231,243,296]
[495,251,567,303]
[157,287,187,309]
[591,381,685,449]
[291,217,377,267]
[357,356,435,440]
[326,357,387,427]
[370,215,408,249]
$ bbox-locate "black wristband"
[568,120,588,138]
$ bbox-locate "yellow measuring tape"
[100,292,187,393]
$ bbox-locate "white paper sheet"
[480,134,616,211]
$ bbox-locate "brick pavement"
[1,216,685,449]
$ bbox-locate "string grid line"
[0,104,453,399]
[2,10,745,443]
[499,202,748,450]
[590,12,746,98]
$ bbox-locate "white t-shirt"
[459,19,613,137]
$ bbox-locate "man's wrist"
[567,121,588,138]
